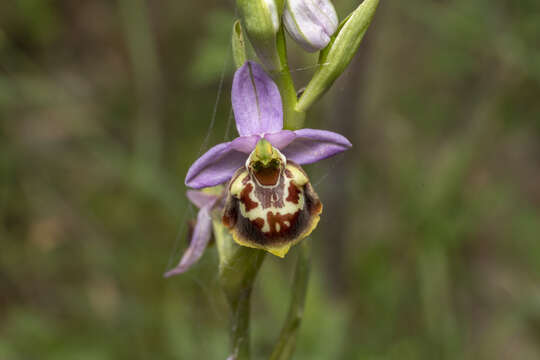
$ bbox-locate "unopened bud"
[296,0,379,112]
[237,0,282,70]
[283,0,338,52]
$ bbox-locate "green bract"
[296,0,379,112]
[237,0,282,70]
[232,20,247,69]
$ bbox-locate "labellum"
[223,139,322,257]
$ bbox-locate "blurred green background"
[2,0,540,359]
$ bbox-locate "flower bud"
[296,0,379,112]
[283,0,338,52]
[237,0,282,70]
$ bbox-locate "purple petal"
[230,134,261,153]
[186,190,219,209]
[185,142,248,189]
[164,202,216,277]
[232,61,283,136]
[281,129,352,164]
[263,130,296,149]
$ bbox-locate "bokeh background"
[2,0,540,359]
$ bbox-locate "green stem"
[228,287,253,360]
[273,27,305,130]
[269,241,311,360]
[220,244,266,360]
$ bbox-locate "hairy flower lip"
[222,159,323,257]
[184,61,352,190]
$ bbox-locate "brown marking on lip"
[285,182,300,204]
[240,183,258,211]
[222,215,232,228]
[222,198,237,228]
[253,166,280,186]
[252,218,265,230]
[311,200,322,215]
[265,211,299,236]
[225,161,323,253]
[253,173,285,209]
[304,182,322,215]
[284,169,293,179]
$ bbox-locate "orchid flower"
[185,61,351,190]
[166,60,351,275]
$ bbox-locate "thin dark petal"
[232,61,283,136]
[185,142,248,189]
[263,130,296,149]
[164,203,215,277]
[282,129,352,164]
[186,190,219,209]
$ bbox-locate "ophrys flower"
[183,61,351,259]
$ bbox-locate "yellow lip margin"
[229,204,322,258]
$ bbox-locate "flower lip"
[222,160,323,257]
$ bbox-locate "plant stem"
[273,27,305,130]
[269,241,311,360]
[220,244,266,360]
